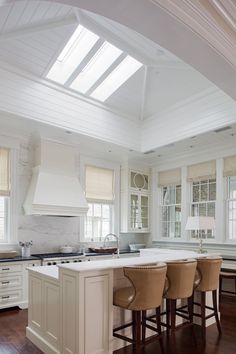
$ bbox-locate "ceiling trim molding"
[150,0,236,69]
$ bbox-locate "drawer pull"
[2,295,10,299]
[2,268,10,271]
[1,281,10,284]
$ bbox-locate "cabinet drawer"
[0,264,22,274]
[0,274,23,290]
[0,289,22,305]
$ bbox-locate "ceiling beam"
[0,14,77,41]
[74,8,158,67]
[140,66,148,121]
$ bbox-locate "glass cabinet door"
[130,194,149,230]
[141,195,148,229]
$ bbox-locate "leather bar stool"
[113,263,167,348]
[161,259,197,333]
[193,257,222,341]
[219,270,236,301]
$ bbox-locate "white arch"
[1,0,235,101]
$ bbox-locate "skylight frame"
[46,24,99,85]
[90,55,143,102]
[70,41,122,94]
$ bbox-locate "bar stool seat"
[193,257,222,341]
[113,263,167,348]
[219,270,236,300]
[163,259,197,333]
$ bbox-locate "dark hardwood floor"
[0,296,235,354]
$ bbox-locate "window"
[191,179,216,239]
[227,176,236,240]
[161,185,181,238]
[46,24,143,101]
[0,147,10,243]
[84,165,114,241]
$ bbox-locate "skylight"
[71,42,122,94]
[47,25,99,84]
[90,56,143,102]
[46,24,143,102]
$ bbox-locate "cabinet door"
[130,194,149,231]
[140,195,149,229]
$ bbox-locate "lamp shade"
[185,216,215,230]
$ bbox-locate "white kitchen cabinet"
[0,260,40,309]
[121,165,150,233]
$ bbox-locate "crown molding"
[151,0,236,69]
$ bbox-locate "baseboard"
[26,326,59,354]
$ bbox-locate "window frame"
[79,156,120,243]
[0,137,19,245]
[226,176,236,242]
[160,184,182,239]
[190,178,216,240]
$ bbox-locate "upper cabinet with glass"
[130,171,149,192]
[121,166,150,233]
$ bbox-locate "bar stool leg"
[187,295,194,323]
[170,299,176,332]
[166,299,170,335]
[212,290,222,335]
[201,292,206,342]
[142,310,146,343]
[219,275,222,304]
[156,307,162,335]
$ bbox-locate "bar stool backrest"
[165,259,197,299]
[195,257,222,292]
[123,263,167,311]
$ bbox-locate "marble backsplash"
[16,142,149,254]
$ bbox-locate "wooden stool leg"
[212,290,222,335]
[201,292,206,342]
[156,306,162,335]
[170,299,176,332]
[132,311,137,343]
[142,310,146,343]
[166,299,170,335]
[219,275,222,304]
[187,295,194,323]
[136,311,141,347]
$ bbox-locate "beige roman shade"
[85,165,114,202]
[187,160,216,181]
[0,147,10,197]
[224,155,236,177]
[158,168,181,187]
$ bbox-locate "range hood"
[24,140,88,216]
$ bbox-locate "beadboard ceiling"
[0,0,214,120]
[0,0,235,163]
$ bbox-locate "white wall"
[7,139,147,253]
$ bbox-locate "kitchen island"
[26,249,219,354]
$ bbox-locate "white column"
[151,167,159,241]
[216,158,224,242]
[181,166,189,240]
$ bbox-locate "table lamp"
[185,216,216,253]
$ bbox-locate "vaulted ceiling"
[0,0,235,163]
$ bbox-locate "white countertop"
[28,265,59,280]
[27,249,221,279]
[57,249,219,273]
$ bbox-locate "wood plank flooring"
[0,296,235,353]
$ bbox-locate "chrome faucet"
[103,233,120,258]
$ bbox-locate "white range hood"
[24,140,88,216]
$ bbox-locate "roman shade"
[0,147,10,197]
[224,155,236,177]
[187,160,216,182]
[85,165,114,202]
[158,168,181,186]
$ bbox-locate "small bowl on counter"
[129,244,146,251]
[60,246,75,254]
